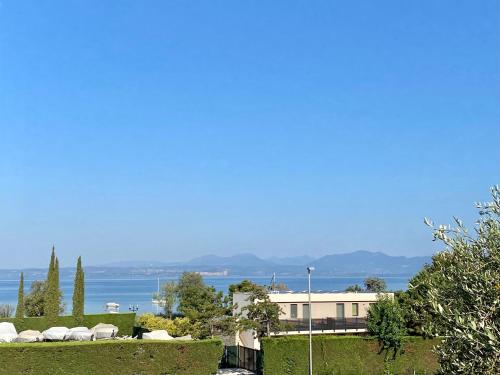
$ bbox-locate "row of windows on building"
[289,302,360,319]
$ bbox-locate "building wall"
[277,300,374,319]
[231,292,393,349]
[267,292,392,320]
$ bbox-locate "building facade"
[233,291,393,349]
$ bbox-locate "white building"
[233,291,393,349]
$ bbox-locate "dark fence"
[221,345,261,374]
[280,317,367,333]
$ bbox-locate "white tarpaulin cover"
[0,322,17,343]
[15,330,44,343]
[142,330,173,340]
[68,327,93,341]
[91,323,118,339]
[42,327,70,341]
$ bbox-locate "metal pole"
[307,266,314,375]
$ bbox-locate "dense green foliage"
[238,283,283,338]
[228,279,264,300]
[412,187,500,374]
[137,313,202,338]
[346,278,388,293]
[72,256,85,325]
[364,277,387,292]
[0,313,136,336]
[261,336,439,375]
[0,338,223,375]
[367,296,407,360]
[45,248,63,323]
[399,265,441,337]
[177,272,232,337]
[177,272,226,319]
[15,272,24,319]
[24,280,47,317]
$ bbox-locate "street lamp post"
[307,266,315,375]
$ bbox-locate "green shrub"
[0,313,136,336]
[261,335,440,375]
[137,313,203,338]
[0,339,223,375]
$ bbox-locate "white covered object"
[15,330,44,343]
[68,327,93,341]
[42,327,70,341]
[0,322,17,343]
[91,323,118,339]
[142,330,173,341]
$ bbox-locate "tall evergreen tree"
[54,257,62,311]
[72,256,85,324]
[47,246,55,283]
[15,272,24,319]
[55,257,60,294]
[45,247,62,322]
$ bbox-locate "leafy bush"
[261,335,440,375]
[367,296,407,359]
[0,339,223,375]
[137,313,203,338]
[0,313,136,336]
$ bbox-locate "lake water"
[0,276,409,315]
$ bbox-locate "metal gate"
[221,345,261,374]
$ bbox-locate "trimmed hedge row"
[261,335,440,375]
[0,313,136,336]
[0,338,223,375]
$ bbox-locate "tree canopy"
[367,295,406,361]
[24,280,47,317]
[238,285,283,339]
[364,277,387,293]
[411,186,500,374]
[176,272,231,337]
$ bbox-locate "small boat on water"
[105,302,120,314]
[152,278,165,305]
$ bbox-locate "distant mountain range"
[179,251,431,276]
[0,251,432,280]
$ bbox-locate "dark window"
[290,304,298,318]
[336,303,345,318]
[302,304,310,319]
[352,303,359,316]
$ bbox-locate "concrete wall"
[277,300,374,319]
[268,292,391,320]
[232,292,393,320]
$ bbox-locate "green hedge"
[0,338,223,375]
[261,335,440,375]
[0,313,136,336]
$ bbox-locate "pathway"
[217,369,256,375]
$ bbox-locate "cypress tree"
[15,272,24,319]
[45,247,62,323]
[47,246,55,283]
[54,257,62,312]
[72,256,85,324]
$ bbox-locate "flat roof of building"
[233,291,393,303]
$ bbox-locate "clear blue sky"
[0,1,498,268]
